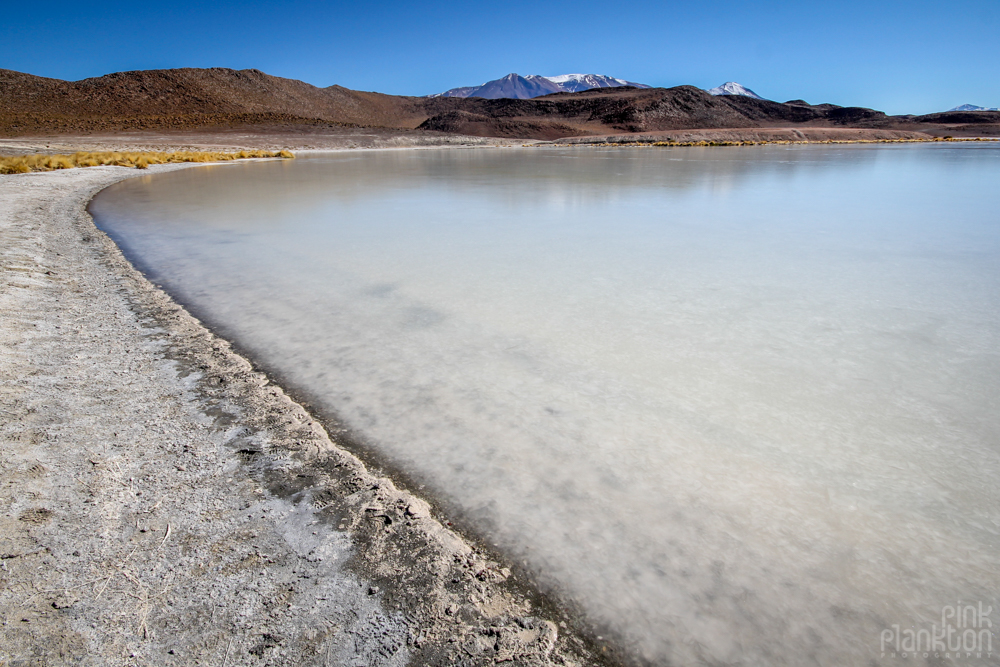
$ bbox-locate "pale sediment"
[555,126,942,144]
[0,164,598,665]
[0,130,528,157]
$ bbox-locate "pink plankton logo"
[880,602,994,660]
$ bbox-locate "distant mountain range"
[428,73,650,100]
[434,74,987,116]
[707,82,766,100]
[949,104,999,111]
[2,67,997,141]
[430,74,773,102]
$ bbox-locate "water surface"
[92,145,1000,665]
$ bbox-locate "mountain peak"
[707,82,766,100]
[428,73,650,99]
[948,103,999,111]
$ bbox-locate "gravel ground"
[0,129,527,156]
[0,164,599,666]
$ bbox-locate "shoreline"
[2,124,997,158]
[0,162,609,666]
[0,130,530,157]
[8,140,995,664]
[552,127,996,146]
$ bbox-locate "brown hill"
[3,67,991,141]
[0,67,416,135]
[908,110,1000,125]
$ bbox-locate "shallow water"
[92,145,1000,665]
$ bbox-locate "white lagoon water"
[92,145,1000,665]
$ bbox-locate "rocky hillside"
[0,68,413,133]
[414,86,895,138]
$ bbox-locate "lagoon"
[91,145,1000,665]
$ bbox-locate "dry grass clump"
[0,150,294,175]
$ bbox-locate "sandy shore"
[5,124,991,157]
[0,128,529,156]
[0,163,599,666]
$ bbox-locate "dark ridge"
[911,110,1000,124]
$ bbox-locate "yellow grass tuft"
[0,149,294,175]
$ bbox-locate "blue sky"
[4,0,997,115]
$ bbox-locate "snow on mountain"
[435,86,478,99]
[707,82,766,100]
[543,73,650,93]
[428,73,650,99]
[948,104,999,111]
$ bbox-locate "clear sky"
[4,0,997,115]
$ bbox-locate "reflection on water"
[92,146,1000,665]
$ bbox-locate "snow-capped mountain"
[948,104,999,111]
[543,73,649,93]
[707,82,766,100]
[428,73,650,99]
